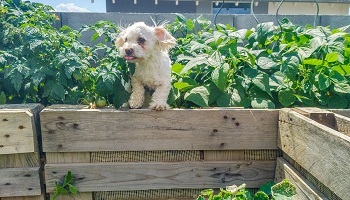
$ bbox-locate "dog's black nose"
[125,48,134,56]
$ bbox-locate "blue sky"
[29,0,106,12]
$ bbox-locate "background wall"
[53,13,350,45]
[268,2,350,15]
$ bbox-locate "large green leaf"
[11,70,23,93]
[211,63,229,92]
[253,191,269,200]
[252,73,272,97]
[180,55,208,74]
[333,82,350,94]
[332,65,350,75]
[302,58,323,66]
[257,57,277,70]
[318,74,331,91]
[52,83,66,100]
[271,179,296,199]
[251,98,275,109]
[0,92,6,104]
[171,63,185,74]
[173,77,197,91]
[184,86,209,107]
[278,90,296,107]
[328,95,348,109]
[326,52,339,63]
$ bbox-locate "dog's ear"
[115,31,125,48]
[155,26,176,50]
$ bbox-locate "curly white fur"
[116,22,176,110]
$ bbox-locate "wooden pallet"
[0,104,44,200]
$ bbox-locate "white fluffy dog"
[116,22,176,110]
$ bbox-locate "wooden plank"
[40,108,279,152]
[293,107,335,129]
[275,157,328,200]
[334,113,350,137]
[329,109,350,118]
[0,153,40,168]
[279,109,350,199]
[1,195,45,200]
[45,161,276,192]
[45,152,92,200]
[0,111,36,154]
[0,167,41,197]
[0,104,44,155]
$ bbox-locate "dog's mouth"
[124,56,136,61]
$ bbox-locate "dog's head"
[115,22,176,62]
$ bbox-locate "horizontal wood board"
[45,161,275,192]
[275,157,327,200]
[40,107,278,152]
[0,195,45,200]
[0,167,41,197]
[279,109,350,199]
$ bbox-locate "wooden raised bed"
[0,104,44,200]
[40,105,280,200]
[1,104,349,200]
[278,108,350,200]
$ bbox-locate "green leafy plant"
[1,1,349,110]
[52,171,78,200]
[0,0,129,108]
[197,179,296,200]
[167,14,350,109]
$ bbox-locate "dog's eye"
[125,38,128,42]
[137,37,146,45]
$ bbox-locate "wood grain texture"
[45,152,92,200]
[45,161,275,192]
[275,157,327,200]
[0,111,36,154]
[1,195,45,200]
[0,104,43,155]
[279,109,350,200]
[334,114,350,137]
[40,108,278,152]
[329,109,350,118]
[293,107,335,129]
[0,167,41,197]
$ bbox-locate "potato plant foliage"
[0,0,130,108]
[167,14,350,109]
[1,1,350,109]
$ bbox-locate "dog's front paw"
[149,101,169,111]
[128,97,144,109]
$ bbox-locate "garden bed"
[1,104,350,199]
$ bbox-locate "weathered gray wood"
[45,161,276,192]
[329,109,350,118]
[279,109,350,200]
[46,152,93,200]
[1,195,45,200]
[0,153,40,168]
[0,111,36,154]
[0,104,43,155]
[334,113,350,137]
[275,157,327,200]
[40,107,279,152]
[293,107,335,129]
[0,167,41,197]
